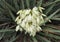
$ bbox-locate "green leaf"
[47,9,60,20]
[40,32,60,40]
[43,0,60,7]
[43,28,60,33]
[23,36,26,42]
[48,34,60,40]
[2,0,16,12]
[36,35,51,42]
[0,8,4,14]
[51,17,60,21]
[21,0,25,9]
[0,33,5,40]
[31,37,38,42]
[13,0,19,11]
[56,0,60,1]
[0,1,7,9]
[37,0,43,7]
[8,10,15,21]
[0,8,4,11]
[26,0,30,8]
[45,3,55,15]
[0,29,15,32]
[40,9,60,26]
[33,0,36,7]
[9,33,17,42]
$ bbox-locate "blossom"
[15,6,46,37]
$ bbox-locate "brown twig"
[0,23,9,27]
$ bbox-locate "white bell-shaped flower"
[15,6,46,37]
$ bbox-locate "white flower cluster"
[15,7,46,37]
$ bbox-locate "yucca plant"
[0,0,60,42]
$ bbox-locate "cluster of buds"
[15,6,46,37]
